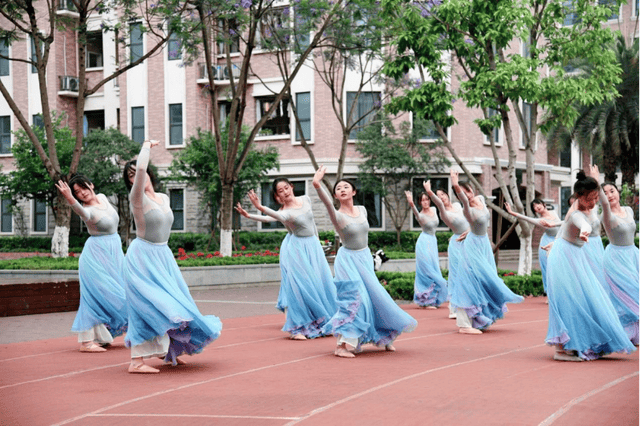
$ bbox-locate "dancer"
[450,170,524,334]
[590,165,639,345]
[55,176,128,352]
[235,198,291,314]
[545,170,636,361]
[504,200,561,293]
[313,166,417,358]
[123,140,222,373]
[424,180,469,320]
[242,179,337,340]
[405,189,448,308]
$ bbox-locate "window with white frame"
[347,91,381,140]
[168,32,181,61]
[484,107,502,145]
[0,38,9,77]
[130,23,143,63]
[413,113,442,141]
[598,0,619,20]
[0,115,11,154]
[256,96,289,136]
[294,11,310,51]
[295,92,311,142]
[258,8,285,50]
[559,143,572,168]
[259,181,305,230]
[33,199,47,233]
[520,102,536,148]
[86,31,103,68]
[169,104,183,146]
[30,35,43,73]
[635,0,639,16]
[411,177,448,228]
[170,189,184,230]
[32,114,44,131]
[131,106,145,144]
[562,1,581,26]
[217,19,240,54]
[1,198,12,233]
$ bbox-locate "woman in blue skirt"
[241,179,337,340]
[451,170,524,334]
[405,188,447,308]
[313,166,417,358]
[545,169,635,361]
[504,200,561,294]
[591,166,638,345]
[424,180,469,320]
[55,177,128,353]
[235,199,292,313]
[123,140,222,373]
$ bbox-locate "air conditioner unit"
[214,65,224,80]
[60,76,79,92]
[220,64,241,80]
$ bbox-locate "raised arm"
[235,202,279,224]
[451,170,474,224]
[588,164,614,233]
[504,202,557,229]
[424,180,455,229]
[405,190,422,224]
[247,190,287,222]
[130,140,157,207]
[313,166,340,229]
[55,180,91,222]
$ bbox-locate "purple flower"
[240,0,252,8]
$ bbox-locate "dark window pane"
[130,23,143,63]
[34,199,47,232]
[0,39,9,76]
[168,32,181,60]
[131,107,145,144]
[0,116,11,154]
[295,92,311,141]
[1,198,12,233]
[347,92,380,139]
[170,189,184,230]
[169,104,183,145]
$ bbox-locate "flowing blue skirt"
[413,233,448,307]
[451,233,524,329]
[124,238,222,364]
[322,247,417,351]
[277,235,337,338]
[584,235,606,292]
[545,238,636,360]
[604,244,639,344]
[447,235,465,303]
[71,233,128,338]
[538,233,555,293]
[275,233,291,312]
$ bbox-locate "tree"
[168,126,279,248]
[356,114,449,244]
[546,35,639,187]
[380,0,621,274]
[0,0,197,256]
[191,0,353,256]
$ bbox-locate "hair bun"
[576,170,587,181]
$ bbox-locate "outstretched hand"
[234,202,250,218]
[450,169,459,187]
[504,202,514,215]
[247,190,263,211]
[54,180,75,205]
[423,180,432,194]
[456,230,469,242]
[145,140,160,148]
[313,165,327,188]
[405,191,414,207]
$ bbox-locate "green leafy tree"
[380,0,622,274]
[0,0,198,256]
[546,35,639,187]
[356,115,449,244]
[169,127,279,248]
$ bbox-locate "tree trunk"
[51,195,71,258]
[516,225,533,276]
[219,183,235,257]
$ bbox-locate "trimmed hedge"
[0,235,89,252]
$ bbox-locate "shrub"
[0,235,89,252]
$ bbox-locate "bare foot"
[334,347,355,358]
[291,334,307,340]
[553,350,583,362]
[426,306,438,310]
[128,362,160,373]
[385,344,396,352]
[459,327,482,335]
[79,342,107,353]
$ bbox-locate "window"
[169,104,183,146]
[411,177,448,228]
[521,35,531,59]
[31,36,40,73]
[258,8,285,50]
[560,186,572,218]
[256,96,289,136]
[347,91,381,140]
[294,12,310,51]
[636,0,639,16]
[484,107,501,145]
[130,23,143,63]
[33,199,47,233]
[521,102,535,148]
[353,180,383,229]
[131,106,145,144]
[295,92,311,141]
[1,116,11,154]
[217,19,240,54]
[260,181,305,230]
[598,0,619,20]
[170,189,184,231]
[85,31,103,68]
[563,1,581,26]
[168,32,181,61]
[0,38,9,77]
[1,198,12,233]
[413,113,441,141]
[559,143,572,168]
[32,114,44,132]
[83,110,104,136]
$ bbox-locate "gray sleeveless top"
[412,206,439,235]
[260,195,318,238]
[460,194,490,236]
[129,146,174,244]
[560,210,594,247]
[316,185,369,250]
[604,206,636,247]
[71,193,119,236]
[446,203,470,235]
[589,208,602,237]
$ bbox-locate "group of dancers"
[59,141,637,368]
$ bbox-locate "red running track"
[0,297,637,426]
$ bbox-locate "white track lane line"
[194,299,277,305]
[284,344,547,425]
[0,349,74,363]
[0,362,130,390]
[91,413,302,420]
[538,371,639,426]
[51,354,327,426]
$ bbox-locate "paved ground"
[0,284,637,426]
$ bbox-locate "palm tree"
[546,35,639,187]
